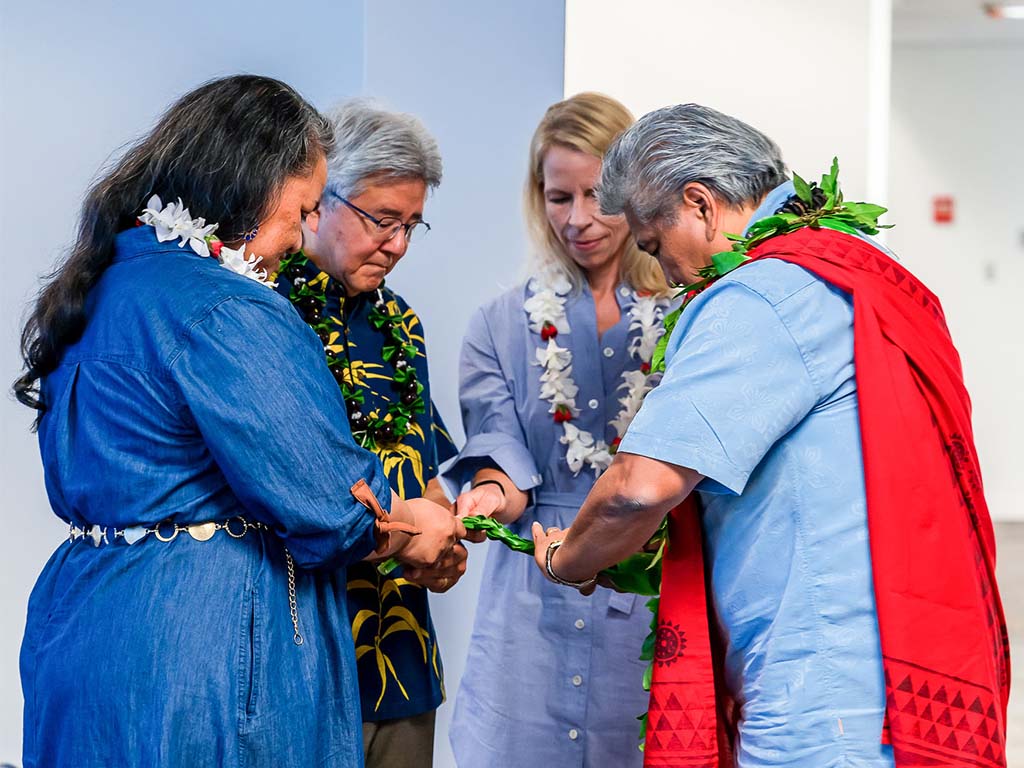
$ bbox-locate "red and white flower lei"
[525,267,669,476]
[138,195,276,287]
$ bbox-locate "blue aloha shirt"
[277,260,457,721]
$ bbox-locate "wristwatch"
[545,540,597,590]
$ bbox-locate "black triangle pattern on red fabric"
[644,683,718,765]
[883,658,1006,768]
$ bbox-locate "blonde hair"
[524,92,669,295]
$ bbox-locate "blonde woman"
[443,93,671,767]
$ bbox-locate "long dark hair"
[14,75,334,414]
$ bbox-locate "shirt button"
[568,729,579,741]
[603,347,614,358]
[587,398,599,409]
[572,675,583,687]
[574,618,585,630]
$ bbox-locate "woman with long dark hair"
[14,75,461,767]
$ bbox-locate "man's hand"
[405,542,469,593]
[397,497,467,569]
[530,522,597,596]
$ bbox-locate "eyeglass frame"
[328,191,431,243]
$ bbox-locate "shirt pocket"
[240,585,263,718]
[607,591,636,615]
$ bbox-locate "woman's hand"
[454,483,505,543]
[397,497,466,569]
[405,542,469,593]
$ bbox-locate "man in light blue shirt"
[531,105,895,767]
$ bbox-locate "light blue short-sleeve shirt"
[619,225,896,765]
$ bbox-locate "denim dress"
[442,280,656,768]
[20,227,392,768]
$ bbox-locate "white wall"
[565,0,892,206]
[888,42,1024,522]
[0,1,565,764]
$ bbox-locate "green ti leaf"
[650,307,681,374]
[640,631,656,661]
[745,214,789,241]
[711,249,748,276]
[820,157,840,198]
[642,661,654,691]
[792,171,813,204]
[817,217,862,236]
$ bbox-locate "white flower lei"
[526,267,669,477]
[138,195,275,286]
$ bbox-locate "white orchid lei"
[138,195,275,286]
[526,267,669,476]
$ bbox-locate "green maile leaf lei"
[277,252,426,452]
[651,158,891,374]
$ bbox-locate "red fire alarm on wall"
[933,195,954,224]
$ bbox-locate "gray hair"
[600,103,788,223]
[322,98,442,204]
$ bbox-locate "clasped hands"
[399,478,506,593]
[395,477,600,595]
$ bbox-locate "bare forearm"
[552,453,702,582]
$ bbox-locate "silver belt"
[66,516,304,646]
[68,517,267,547]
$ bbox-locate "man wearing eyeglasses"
[280,99,463,768]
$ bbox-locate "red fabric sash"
[644,227,1010,768]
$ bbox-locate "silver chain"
[285,548,304,646]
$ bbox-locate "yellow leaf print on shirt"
[385,300,425,346]
[352,570,432,710]
[378,432,427,498]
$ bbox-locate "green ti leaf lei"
[650,158,891,374]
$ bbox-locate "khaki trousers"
[362,709,436,768]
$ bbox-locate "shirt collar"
[743,181,796,236]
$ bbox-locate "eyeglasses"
[331,193,431,243]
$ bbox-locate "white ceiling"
[894,0,1024,43]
